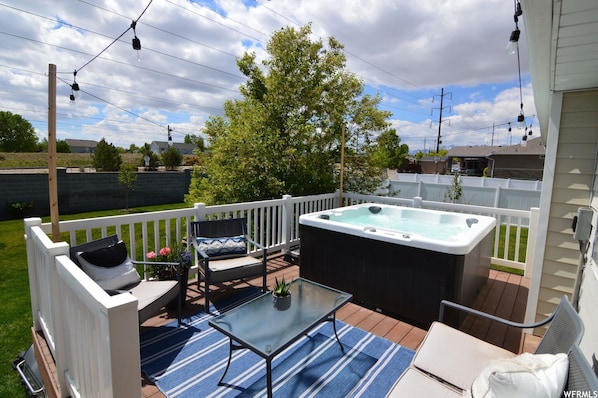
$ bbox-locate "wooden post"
[48,64,60,241]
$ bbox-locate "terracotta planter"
[272,292,291,311]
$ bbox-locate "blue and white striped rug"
[140,294,414,398]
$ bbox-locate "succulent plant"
[272,276,291,297]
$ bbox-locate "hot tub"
[299,203,496,328]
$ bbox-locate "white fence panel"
[26,219,140,397]
[388,174,541,211]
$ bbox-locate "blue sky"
[0,0,536,152]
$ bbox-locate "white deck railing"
[26,191,536,397]
[25,219,140,398]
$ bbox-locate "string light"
[506,1,522,54]
[70,70,80,102]
[131,20,142,61]
[506,0,528,144]
[66,0,153,101]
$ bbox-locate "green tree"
[39,138,70,153]
[161,146,183,170]
[56,139,71,153]
[92,138,122,171]
[445,172,463,203]
[184,134,206,152]
[0,111,39,152]
[118,164,137,210]
[187,24,390,205]
[371,129,409,170]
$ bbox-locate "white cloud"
[0,0,534,149]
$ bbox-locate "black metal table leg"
[331,313,344,352]
[217,337,234,385]
[266,358,273,398]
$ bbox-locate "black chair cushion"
[79,240,128,267]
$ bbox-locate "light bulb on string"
[71,70,81,100]
[131,20,142,61]
[506,28,520,55]
[517,109,526,129]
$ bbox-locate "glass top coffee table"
[209,277,352,398]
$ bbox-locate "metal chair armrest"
[439,299,555,329]
[245,236,265,250]
[131,260,180,267]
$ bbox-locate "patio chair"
[191,218,267,313]
[69,235,182,325]
[387,295,585,395]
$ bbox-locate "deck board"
[139,254,533,398]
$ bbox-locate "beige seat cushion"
[208,255,261,272]
[412,321,515,391]
[206,256,263,284]
[129,280,179,324]
[386,368,463,397]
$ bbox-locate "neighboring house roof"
[489,136,545,156]
[65,139,97,148]
[447,145,503,158]
[151,141,196,154]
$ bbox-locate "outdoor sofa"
[69,235,182,325]
[386,296,598,397]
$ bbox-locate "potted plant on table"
[272,276,292,311]
[146,243,192,307]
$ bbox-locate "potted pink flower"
[146,244,192,307]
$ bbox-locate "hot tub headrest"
[369,206,382,214]
[466,218,479,228]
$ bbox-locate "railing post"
[194,202,207,221]
[282,194,292,255]
[413,196,423,208]
[494,186,501,208]
[24,217,42,331]
[525,207,540,278]
[335,189,341,208]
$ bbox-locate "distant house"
[418,156,449,174]
[487,137,545,180]
[66,139,97,154]
[150,141,196,155]
[447,145,503,176]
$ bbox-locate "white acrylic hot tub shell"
[298,203,496,255]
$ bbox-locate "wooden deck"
[141,254,538,397]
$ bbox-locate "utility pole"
[167,125,173,147]
[432,87,451,153]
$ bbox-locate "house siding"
[535,90,598,331]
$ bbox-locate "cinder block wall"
[0,169,192,220]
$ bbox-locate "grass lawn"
[0,203,188,397]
